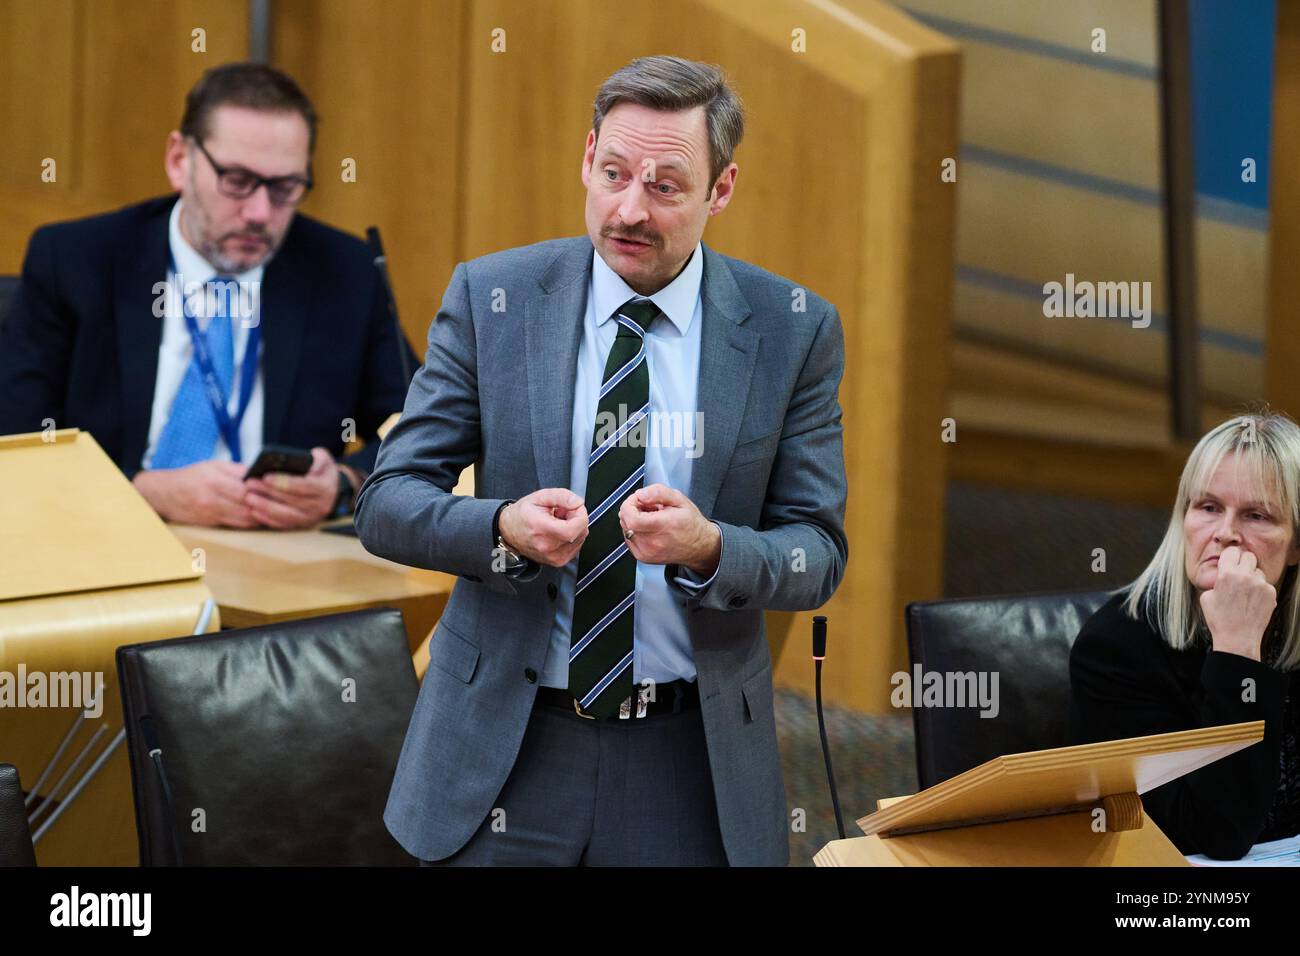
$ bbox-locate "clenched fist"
[618,484,721,574]
[499,488,590,567]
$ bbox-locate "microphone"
[813,614,846,840]
[366,226,415,385]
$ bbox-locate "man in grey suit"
[354,55,847,866]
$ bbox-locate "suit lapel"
[115,200,173,470]
[525,239,594,491]
[690,245,757,517]
[259,225,311,444]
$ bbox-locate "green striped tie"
[568,299,660,718]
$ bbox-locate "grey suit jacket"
[354,235,848,866]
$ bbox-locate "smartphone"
[243,444,314,481]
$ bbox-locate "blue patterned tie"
[568,299,659,718]
[151,278,236,469]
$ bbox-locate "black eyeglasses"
[192,138,313,207]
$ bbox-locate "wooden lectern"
[815,721,1265,866]
[0,428,219,865]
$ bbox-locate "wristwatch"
[493,500,526,571]
[333,468,357,516]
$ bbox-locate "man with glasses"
[0,62,416,528]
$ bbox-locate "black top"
[1068,591,1300,859]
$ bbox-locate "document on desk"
[1186,834,1300,867]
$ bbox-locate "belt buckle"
[576,689,649,720]
[619,686,651,720]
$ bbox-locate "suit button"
[728,596,747,609]
[524,668,538,683]
[547,583,558,600]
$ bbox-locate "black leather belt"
[535,679,700,720]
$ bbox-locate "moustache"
[604,228,659,247]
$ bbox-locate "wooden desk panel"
[169,524,455,650]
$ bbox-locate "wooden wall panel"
[0,0,249,271]
[271,0,468,355]
[76,1,250,205]
[0,2,79,196]
[1266,0,1300,414]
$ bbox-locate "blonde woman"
[1069,411,1300,859]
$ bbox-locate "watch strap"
[333,468,357,516]
[492,499,515,549]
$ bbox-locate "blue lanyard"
[169,257,261,462]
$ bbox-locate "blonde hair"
[1122,409,1300,671]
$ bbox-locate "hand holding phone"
[242,446,343,529]
[243,444,314,481]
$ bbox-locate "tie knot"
[202,275,242,322]
[614,299,660,337]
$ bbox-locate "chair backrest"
[906,589,1111,791]
[0,275,18,335]
[116,607,418,865]
[0,763,36,867]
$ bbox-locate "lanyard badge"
[169,256,261,462]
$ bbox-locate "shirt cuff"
[671,521,723,593]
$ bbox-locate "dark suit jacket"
[0,195,417,478]
[1068,591,1299,858]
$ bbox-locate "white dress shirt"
[142,199,266,470]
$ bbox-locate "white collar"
[591,241,702,335]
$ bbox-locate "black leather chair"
[0,763,37,867]
[906,589,1111,791]
[116,607,418,865]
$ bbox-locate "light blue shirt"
[537,242,719,688]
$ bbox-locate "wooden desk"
[169,522,454,651]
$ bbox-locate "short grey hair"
[592,55,744,191]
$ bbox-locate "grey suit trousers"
[418,695,729,866]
